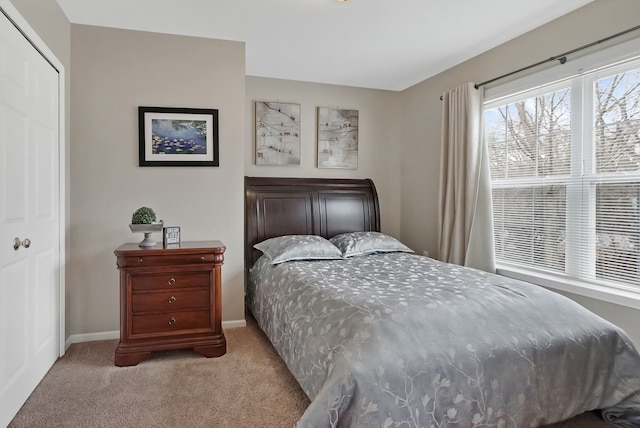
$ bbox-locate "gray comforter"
[247,252,640,427]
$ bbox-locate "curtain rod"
[475,24,640,89]
[439,24,640,100]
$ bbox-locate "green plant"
[131,206,157,224]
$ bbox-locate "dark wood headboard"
[245,176,380,270]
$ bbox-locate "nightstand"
[113,240,226,366]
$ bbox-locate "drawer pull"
[168,317,176,325]
[168,296,177,304]
[138,258,144,263]
[200,256,205,261]
[168,277,176,286]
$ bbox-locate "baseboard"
[64,319,248,350]
[65,330,120,350]
[222,319,247,329]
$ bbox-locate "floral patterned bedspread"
[247,252,640,427]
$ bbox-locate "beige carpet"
[10,316,612,427]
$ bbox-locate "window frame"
[484,37,640,310]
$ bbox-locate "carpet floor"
[9,316,612,427]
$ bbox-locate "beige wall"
[245,77,403,238]
[69,25,246,334]
[399,0,640,345]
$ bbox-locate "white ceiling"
[55,0,594,91]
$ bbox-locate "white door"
[0,9,61,427]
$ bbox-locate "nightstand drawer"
[132,289,210,313]
[132,310,211,335]
[131,272,210,291]
[124,253,217,267]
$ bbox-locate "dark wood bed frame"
[244,176,381,272]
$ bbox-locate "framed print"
[163,226,181,247]
[317,107,358,169]
[138,106,219,167]
[255,101,301,166]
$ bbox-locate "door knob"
[12,237,31,251]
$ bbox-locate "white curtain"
[438,82,496,273]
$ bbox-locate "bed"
[244,176,640,427]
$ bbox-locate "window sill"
[496,265,640,311]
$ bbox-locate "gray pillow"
[330,231,414,258]
[254,235,343,265]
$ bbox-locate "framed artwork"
[317,107,358,169]
[255,101,301,166]
[138,106,219,167]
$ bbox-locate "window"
[485,57,640,296]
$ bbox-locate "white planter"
[129,221,164,247]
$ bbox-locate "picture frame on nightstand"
[163,226,181,247]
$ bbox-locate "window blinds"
[485,59,640,291]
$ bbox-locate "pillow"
[330,231,414,258]
[253,235,343,265]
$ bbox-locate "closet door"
[0,9,60,426]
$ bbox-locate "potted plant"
[129,206,163,247]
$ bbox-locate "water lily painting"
[138,106,219,167]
